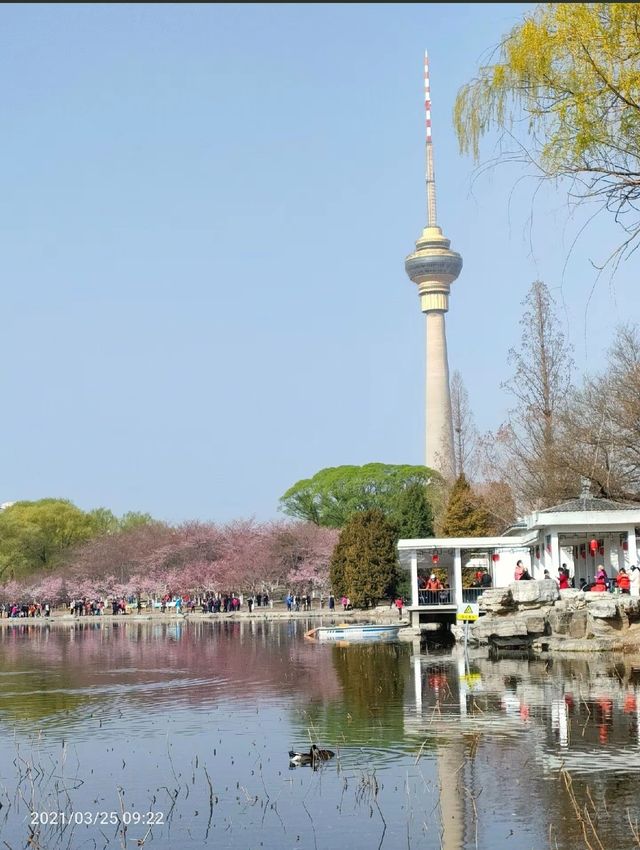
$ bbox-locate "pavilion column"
[550,530,560,574]
[618,533,625,573]
[628,528,638,567]
[410,550,419,607]
[453,548,463,606]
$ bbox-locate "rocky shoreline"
[473,580,640,652]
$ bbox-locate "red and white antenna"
[424,50,437,227]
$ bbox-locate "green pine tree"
[329,509,399,608]
[391,483,434,539]
[440,475,493,537]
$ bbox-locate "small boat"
[304,623,408,641]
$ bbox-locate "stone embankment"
[472,580,640,652]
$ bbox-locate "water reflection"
[300,642,411,754]
[410,650,640,849]
[0,622,638,849]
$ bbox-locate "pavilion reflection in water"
[407,649,640,850]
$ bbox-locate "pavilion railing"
[417,589,453,606]
[415,587,486,606]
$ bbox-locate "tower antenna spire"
[424,50,437,227]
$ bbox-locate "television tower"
[405,50,462,478]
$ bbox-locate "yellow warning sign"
[456,604,479,622]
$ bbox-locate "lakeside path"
[0,605,408,628]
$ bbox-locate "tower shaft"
[425,311,455,475]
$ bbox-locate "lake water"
[0,619,639,850]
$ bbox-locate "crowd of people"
[0,602,51,618]
[0,591,282,618]
[285,592,338,611]
[521,559,640,596]
[577,564,640,596]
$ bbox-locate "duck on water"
[289,745,335,766]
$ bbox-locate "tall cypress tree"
[329,509,399,608]
[441,475,492,537]
[391,483,434,539]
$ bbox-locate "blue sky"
[1,3,636,523]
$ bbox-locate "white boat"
[305,623,408,641]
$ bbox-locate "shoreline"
[0,606,408,627]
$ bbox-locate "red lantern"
[431,553,439,564]
[492,553,500,562]
[599,546,605,556]
[623,541,629,552]
[535,546,540,559]
[589,538,598,555]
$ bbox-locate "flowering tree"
[0,517,339,605]
[284,523,338,595]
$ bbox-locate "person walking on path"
[394,597,404,620]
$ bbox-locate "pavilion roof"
[539,496,640,513]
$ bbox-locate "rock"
[471,614,529,640]
[478,588,515,614]
[585,598,618,619]
[559,589,582,600]
[521,613,547,635]
[588,613,628,637]
[619,597,640,618]
[510,580,559,605]
[568,610,588,639]
[559,589,587,608]
[548,608,573,635]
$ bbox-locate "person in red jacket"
[558,569,570,590]
[617,567,631,594]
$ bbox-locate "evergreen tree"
[441,475,493,537]
[391,484,434,539]
[329,509,398,608]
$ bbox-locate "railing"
[414,587,486,606]
[417,589,453,606]
[462,587,484,603]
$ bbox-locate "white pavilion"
[398,484,640,629]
